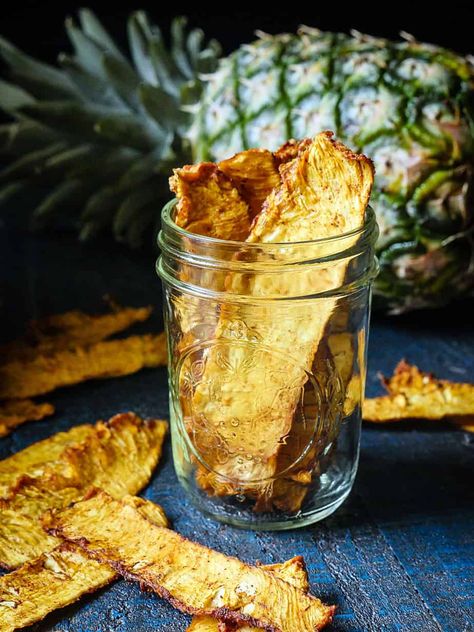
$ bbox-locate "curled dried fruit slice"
[188,556,309,631]
[0,496,168,632]
[47,490,335,632]
[218,149,280,219]
[0,399,54,438]
[0,413,167,568]
[364,360,474,425]
[0,424,93,498]
[170,163,252,240]
[0,305,152,362]
[0,333,167,400]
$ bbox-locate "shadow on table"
[344,428,473,525]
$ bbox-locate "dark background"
[0,1,473,62]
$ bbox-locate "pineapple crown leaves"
[0,8,222,247]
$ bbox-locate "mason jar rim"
[159,198,378,249]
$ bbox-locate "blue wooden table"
[1,223,473,632]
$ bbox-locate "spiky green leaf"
[0,142,67,182]
[139,83,188,133]
[81,184,122,221]
[0,78,35,112]
[127,12,158,85]
[170,17,193,79]
[32,179,85,227]
[65,17,107,79]
[59,54,124,107]
[18,101,160,150]
[113,183,160,239]
[118,148,168,189]
[102,52,140,110]
[78,9,126,62]
[148,37,180,97]
[0,35,78,98]
[125,203,156,249]
[0,180,27,205]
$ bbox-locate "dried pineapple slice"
[0,496,168,632]
[364,361,474,425]
[0,334,167,400]
[0,399,54,438]
[46,490,335,632]
[0,305,152,362]
[188,556,309,631]
[218,149,281,219]
[0,413,167,569]
[170,163,252,240]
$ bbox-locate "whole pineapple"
[0,11,472,313]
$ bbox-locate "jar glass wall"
[157,202,378,530]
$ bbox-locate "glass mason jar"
[157,201,378,530]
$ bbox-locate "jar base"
[179,476,353,531]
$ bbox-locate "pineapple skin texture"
[192,30,474,313]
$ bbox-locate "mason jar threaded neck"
[157,199,379,301]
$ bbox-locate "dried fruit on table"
[188,556,310,631]
[46,489,334,632]
[0,333,167,400]
[189,132,373,501]
[0,423,93,498]
[0,305,152,362]
[0,412,167,568]
[0,399,54,438]
[363,360,474,427]
[0,496,168,632]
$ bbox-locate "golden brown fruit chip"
[0,423,93,498]
[190,132,373,498]
[218,149,281,219]
[0,305,152,362]
[0,497,168,632]
[0,399,54,438]
[0,413,167,569]
[0,333,167,400]
[170,163,252,240]
[0,545,113,632]
[273,138,312,165]
[47,490,335,632]
[188,556,310,631]
[363,360,474,424]
[249,131,374,243]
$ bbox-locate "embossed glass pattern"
[157,203,378,529]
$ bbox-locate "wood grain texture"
[0,224,473,632]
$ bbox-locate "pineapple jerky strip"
[364,360,474,425]
[0,333,167,400]
[46,490,334,632]
[0,399,54,439]
[0,413,168,569]
[0,423,93,498]
[0,305,152,362]
[0,496,168,632]
[171,163,252,240]
[218,149,281,219]
[255,331,360,513]
[188,556,309,632]
[191,132,373,498]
